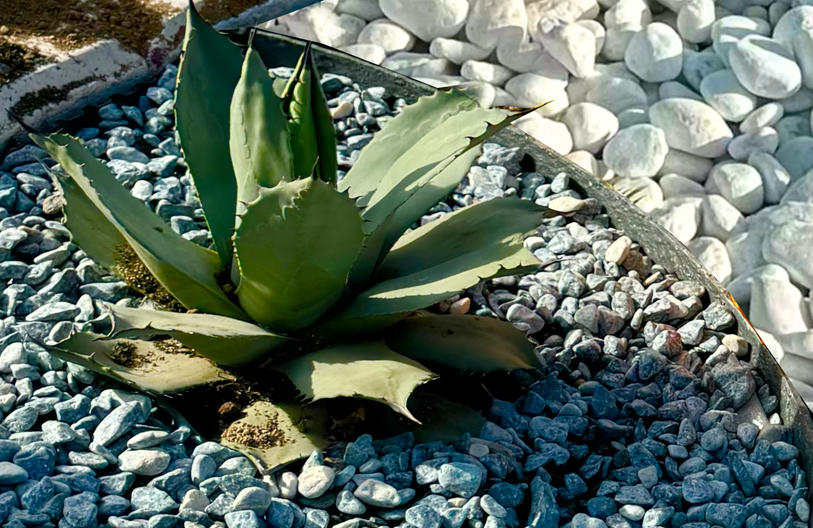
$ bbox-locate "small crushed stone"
[0,63,807,528]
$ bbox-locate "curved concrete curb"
[0,0,318,150]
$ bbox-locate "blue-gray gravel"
[0,62,808,528]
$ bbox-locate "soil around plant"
[0,0,264,81]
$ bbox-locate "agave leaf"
[338,89,478,204]
[282,45,336,183]
[106,305,291,367]
[32,134,247,320]
[234,178,363,331]
[221,400,329,473]
[329,233,539,326]
[175,2,242,266]
[51,169,127,270]
[385,313,537,371]
[346,149,479,289]
[48,332,233,394]
[378,197,548,279]
[230,47,293,205]
[348,102,538,287]
[277,341,436,422]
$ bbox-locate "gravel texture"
[268,0,813,403]
[0,57,809,528]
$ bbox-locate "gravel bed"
[269,0,813,402]
[0,62,810,528]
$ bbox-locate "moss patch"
[0,41,47,83]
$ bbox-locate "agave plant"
[31,4,549,469]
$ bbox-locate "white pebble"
[649,98,733,158]
[659,81,703,101]
[750,264,810,336]
[430,38,491,65]
[461,61,514,85]
[701,194,745,241]
[465,0,527,50]
[711,15,771,68]
[699,69,757,122]
[659,149,713,182]
[577,20,606,56]
[705,162,764,214]
[677,0,715,44]
[729,35,802,99]
[379,0,469,41]
[650,197,702,244]
[514,112,573,154]
[585,77,648,113]
[538,18,596,78]
[505,73,569,109]
[357,20,415,53]
[624,23,683,82]
[612,176,664,212]
[341,43,386,64]
[773,6,813,89]
[727,127,778,161]
[740,103,784,134]
[659,174,705,198]
[603,124,669,177]
[561,103,619,154]
[748,151,792,205]
[689,237,733,283]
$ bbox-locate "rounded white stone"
[775,136,813,179]
[561,103,620,154]
[341,43,386,64]
[496,41,544,73]
[773,6,813,89]
[514,112,573,154]
[612,176,665,212]
[603,124,669,178]
[455,81,497,108]
[602,26,639,61]
[465,0,527,50]
[782,168,813,204]
[729,35,802,99]
[429,38,491,65]
[284,8,366,48]
[750,264,810,336]
[617,107,650,129]
[624,23,683,82]
[727,127,778,161]
[650,197,702,244]
[358,20,415,53]
[566,150,600,175]
[605,0,652,28]
[336,0,384,20]
[659,81,703,101]
[527,0,601,41]
[701,194,745,241]
[379,0,469,41]
[699,69,757,122]
[683,48,726,92]
[763,219,813,289]
[705,162,764,214]
[585,77,649,113]
[538,18,596,78]
[461,61,514,85]
[577,20,606,56]
[605,236,632,264]
[688,237,733,283]
[659,173,705,198]
[649,98,734,158]
[748,151,792,205]
[711,15,771,68]
[740,102,784,134]
[659,149,713,182]
[505,73,569,108]
[381,52,455,77]
[677,0,715,44]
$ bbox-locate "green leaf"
[47,332,233,394]
[234,178,363,331]
[106,305,291,367]
[378,197,548,279]
[346,148,480,289]
[277,341,436,422]
[51,169,127,270]
[282,45,337,183]
[175,2,242,266]
[230,47,294,205]
[220,400,330,472]
[338,89,478,204]
[32,134,247,320]
[385,313,538,371]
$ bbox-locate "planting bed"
[0,46,809,528]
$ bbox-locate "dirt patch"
[10,78,99,116]
[0,0,179,56]
[114,243,184,311]
[0,41,47,83]
[199,0,265,21]
[222,408,287,448]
